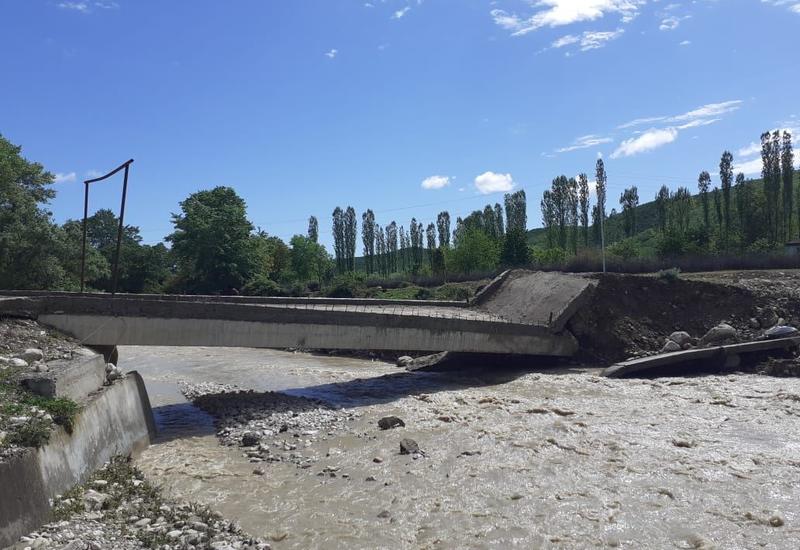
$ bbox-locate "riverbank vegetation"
[1,131,798,298]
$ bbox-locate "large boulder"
[18,348,44,363]
[660,340,682,353]
[668,331,692,347]
[396,356,414,368]
[700,323,738,346]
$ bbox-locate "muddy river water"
[124,346,800,549]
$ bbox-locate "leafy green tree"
[578,173,590,246]
[332,207,345,272]
[504,190,527,233]
[594,159,607,245]
[719,150,734,246]
[436,212,450,249]
[567,177,578,255]
[540,190,555,248]
[425,223,436,267]
[290,235,330,283]
[670,186,693,235]
[501,230,530,267]
[655,185,670,234]
[361,209,375,273]
[781,131,795,239]
[697,171,711,234]
[619,186,639,237]
[386,221,398,272]
[493,203,505,238]
[307,215,319,243]
[167,186,259,293]
[344,206,357,272]
[449,228,499,274]
[0,135,71,290]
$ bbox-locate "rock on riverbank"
[12,457,271,550]
[179,382,360,467]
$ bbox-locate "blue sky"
[2,0,799,250]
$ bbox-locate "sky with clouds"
[1,0,799,248]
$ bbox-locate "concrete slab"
[602,337,800,378]
[474,270,597,331]
[20,353,106,403]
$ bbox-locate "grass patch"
[1,363,81,449]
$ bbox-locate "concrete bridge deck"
[0,271,596,357]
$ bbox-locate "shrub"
[325,274,363,298]
[414,287,433,300]
[436,284,471,301]
[241,275,282,296]
[608,238,640,261]
[656,267,681,282]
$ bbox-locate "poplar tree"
[619,186,639,237]
[568,177,578,255]
[332,207,344,272]
[386,221,398,272]
[343,206,357,272]
[719,151,734,246]
[578,173,590,246]
[541,190,556,248]
[494,203,505,238]
[595,159,607,262]
[670,187,692,235]
[655,185,670,234]
[426,223,436,267]
[436,211,451,248]
[361,209,375,273]
[781,131,795,239]
[307,216,319,243]
[697,171,711,234]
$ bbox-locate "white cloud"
[762,0,800,15]
[421,175,452,190]
[611,128,678,158]
[58,1,117,13]
[617,100,742,129]
[85,169,103,178]
[659,15,690,31]
[552,34,580,48]
[54,172,77,183]
[579,29,624,50]
[679,40,691,46]
[675,118,720,130]
[738,142,761,157]
[474,171,515,194]
[550,28,623,53]
[491,0,642,36]
[392,6,410,19]
[671,100,742,123]
[733,156,764,176]
[556,134,613,153]
[324,49,338,59]
[58,1,90,12]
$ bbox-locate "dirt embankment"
[569,271,798,363]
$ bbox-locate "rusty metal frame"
[80,159,134,295]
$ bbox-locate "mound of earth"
[568,273,793,363]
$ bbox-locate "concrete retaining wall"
[0,372,154,548]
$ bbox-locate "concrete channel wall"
[0,373,155,548]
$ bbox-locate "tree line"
[538,131,796,263]
[329,189,530,279]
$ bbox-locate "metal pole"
[80,182,90,293]
[111,163,130,296]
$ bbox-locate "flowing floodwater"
[126,346,800,549]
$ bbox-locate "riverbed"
[126,346,800,549]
